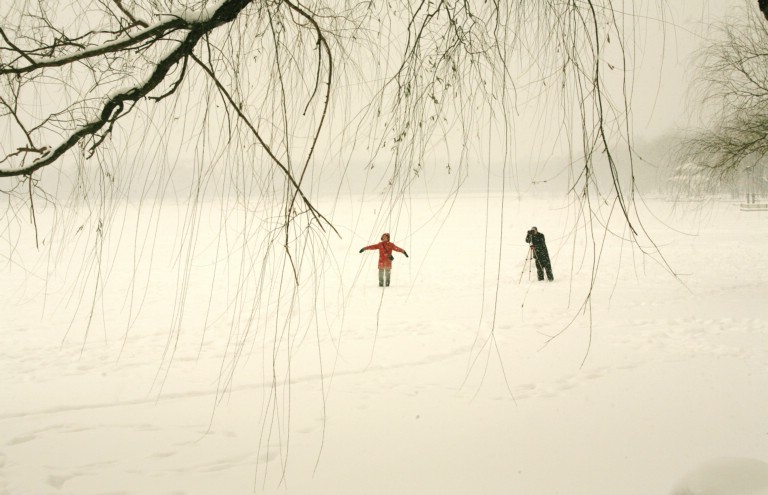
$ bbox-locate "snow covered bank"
[1,195,766,494]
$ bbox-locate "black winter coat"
[525,231,551,266]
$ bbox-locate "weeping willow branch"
[677,2,768,181]
[0,0,254,178]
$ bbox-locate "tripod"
[518,245,535,283]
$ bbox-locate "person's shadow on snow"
[670,458,768,495]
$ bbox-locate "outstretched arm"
[359,243,379,253]
[391,244,408,257]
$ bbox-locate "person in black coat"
[525,226,554,281]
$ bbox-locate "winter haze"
[1,1,767,495]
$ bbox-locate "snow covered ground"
[1,193,767,494]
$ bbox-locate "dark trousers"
[535,258,554,281]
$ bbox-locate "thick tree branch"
[0,0,255,178]
[0,20,186,76]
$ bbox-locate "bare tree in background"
[1,0,658,480]
[677,1,768,197]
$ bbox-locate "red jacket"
[361,241,405,269]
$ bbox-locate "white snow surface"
[671,457,768,495]
[1,194,767,494]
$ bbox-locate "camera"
[527,229,535,236]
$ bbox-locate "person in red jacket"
[359,233,408,287]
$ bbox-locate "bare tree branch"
[677,3,768,185]
[0,0,254,178]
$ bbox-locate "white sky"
[0,0,756,198]
[628,0,748,138]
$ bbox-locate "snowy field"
[1,193,767,495]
